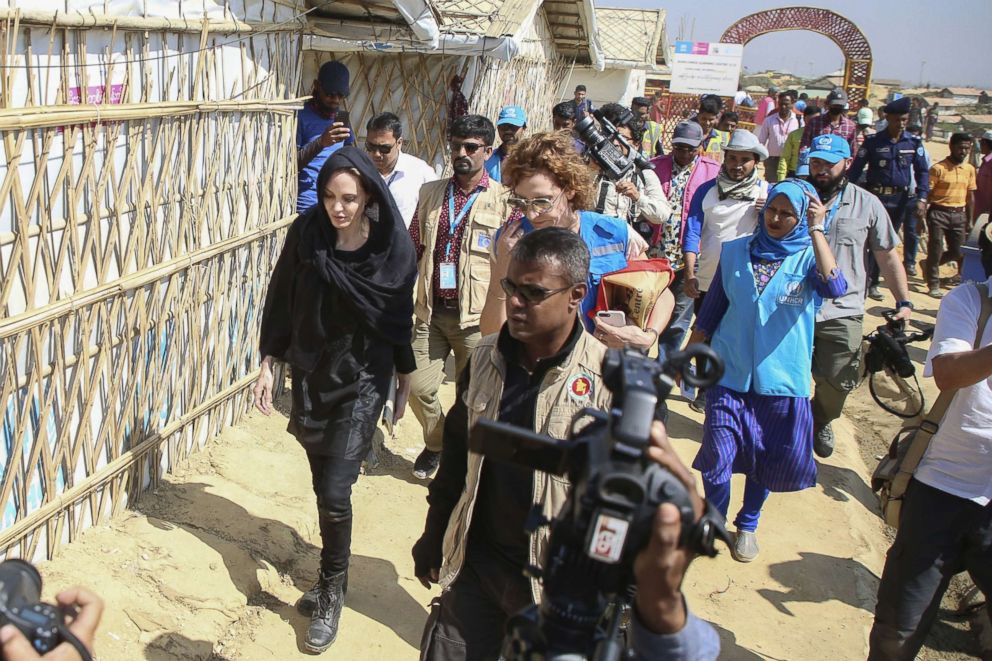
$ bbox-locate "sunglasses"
[500,278,574,304]
[449,141,486,155]
[506,189,565,214]
[365,142,396,155]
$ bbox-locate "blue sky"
[609,0,992,88]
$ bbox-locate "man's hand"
[416,568,440,590]
[593,318,653,350]
[684,276,700,299]
[253,357,275,416]
[891,306,913,322]
[616,180,641,202]
[0,587,103,660]
[318,122,351,149]
[915,198,928,220]
[633,421,704,634]
[394,372,412,424]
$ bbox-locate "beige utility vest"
[413,178,509,329]
[438,330,612,602]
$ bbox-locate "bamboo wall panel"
[0,15,301,559]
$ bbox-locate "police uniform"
[849,97,929,280]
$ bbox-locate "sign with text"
[670,41,744,97]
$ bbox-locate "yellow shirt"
[929,158,977,208]
[778,128,804,180]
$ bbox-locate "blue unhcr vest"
[710,236,820,397]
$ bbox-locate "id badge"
[439,262,457,290]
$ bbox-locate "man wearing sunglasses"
[413,228,719,660]
[407,115,518,480]
[650,121,720,365]
[365,112,438,228]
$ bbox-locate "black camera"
[574,108,652,182]
[864,311,933,379]
[469,345,731,661]
[0,559,91,660]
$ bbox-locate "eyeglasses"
[506,189,565,214]
[365,141,396,155]
[671,144,697,153]
[448,141,486,155]
[500,278,574,304]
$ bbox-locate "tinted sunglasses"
[449,141,486,155]
[365,142,396,155]
[500,278,574,304]
[506,189,565,214]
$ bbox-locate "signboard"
[670,41,744,97]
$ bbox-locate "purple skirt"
[692,386,817,492]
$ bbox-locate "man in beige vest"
[412,229,720,659]
[408,115,516,479]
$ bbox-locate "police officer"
[849,96,929,298]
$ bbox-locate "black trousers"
[869,479,992,660]
[420,549,533,661]
[307,453,364,574]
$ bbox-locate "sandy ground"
[32,140,988,660]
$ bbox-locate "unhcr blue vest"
[711,236,820,397]
[497,211,629,332]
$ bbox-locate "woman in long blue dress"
[686,178,847,562]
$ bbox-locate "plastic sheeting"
[27,0,304,23]
[304,33,518,61]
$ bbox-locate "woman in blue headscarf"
[685,178,847,563]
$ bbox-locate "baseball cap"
[671,121,704,148]
[856,107,874,126]
[318,61,350,96]
[884,97,912,115]
[808,134,852,164]
[724,129,769,162]
[982,130,992,141]
[826,88,848,107]
[497,105,527,127]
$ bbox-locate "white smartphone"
[596,310,627,327]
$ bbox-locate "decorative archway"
[721,7,872,106]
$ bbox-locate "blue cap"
[497,105,528,127]
[884,97,912,115]
[318,61,350,96]
[808,134,852,164]
[796,147,811,177]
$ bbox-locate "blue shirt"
[495,211,629,332]
[296,102,355,212]
[849,130,930,199]
[485,145,507,183]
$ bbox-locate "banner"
[670,41,744,97]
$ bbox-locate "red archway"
[721,7,873,106]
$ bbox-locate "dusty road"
[33,155,989,659]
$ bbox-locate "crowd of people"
[241,60,992,660]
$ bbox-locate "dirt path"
[33,162,988,659]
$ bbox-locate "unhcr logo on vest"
[777,279,806,307]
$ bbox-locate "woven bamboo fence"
[0,10,301,560]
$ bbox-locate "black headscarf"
[259,146,417,371]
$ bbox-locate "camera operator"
[589,103,674,246]
[0,587,103,660]
[412,228,718,660]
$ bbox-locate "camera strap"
[896,282,992,482]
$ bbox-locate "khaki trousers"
[409,308,481,452]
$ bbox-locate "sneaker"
[904,263,917,276]
[688,389,706,414]
[867,285,884,301]
[928,286,944,299]
[732,531,759,563]
[813,424,835,459]
[413,449,441,480]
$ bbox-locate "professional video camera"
[469,345,731,661]
[574,108,652,182]
[0,559,93,660]
[863,310,934,418]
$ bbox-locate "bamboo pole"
[0,9,306,34]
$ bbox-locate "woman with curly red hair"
[479,131,673,352]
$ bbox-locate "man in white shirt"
[754,90,799,183]
[365,112,438,228]
[869,275,992,659]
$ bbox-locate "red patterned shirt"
[800,112,857,152]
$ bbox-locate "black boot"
[297,572,348,617]
[305,570,347,653]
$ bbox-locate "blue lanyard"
[445,182,481,259]
[824,189,843,232]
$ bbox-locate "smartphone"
[596,310,627,327]
[334,109,350,127]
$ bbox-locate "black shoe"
[814,424,835,458]
[413,449,441,480]
[689,389,706,414]
[305,570,347,654]
[904,263,917,277]
[298,572,348,617]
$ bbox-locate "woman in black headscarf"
[253,146,416,653]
